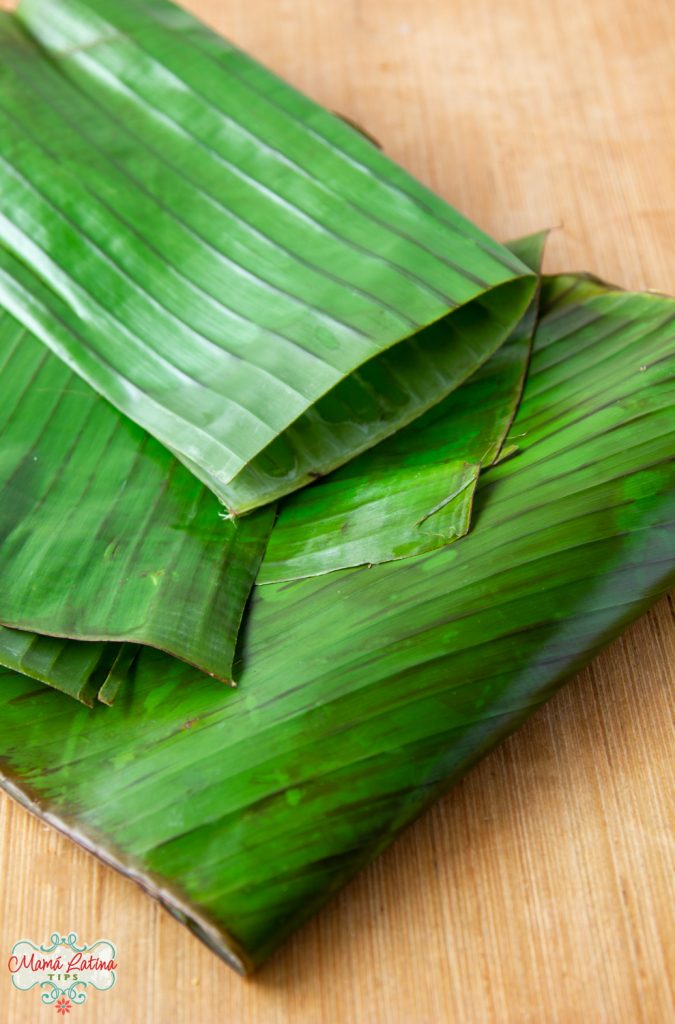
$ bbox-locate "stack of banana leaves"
[0,0,673,975]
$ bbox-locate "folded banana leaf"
[259,232,546,581]
[0,273,672,972]
[0,233,540,705]
[0,0,535,513]
[0,626,136,706]
[0,309,273,697]
[0,231,538,701]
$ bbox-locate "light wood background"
[1,0,673,1020]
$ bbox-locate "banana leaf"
[0,309,273,693]
[0,234,540,697]
[0,626,136,706]
[0,273,672,973]
[259,232,546,582]
[0,0,535,513]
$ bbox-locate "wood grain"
[1,0,673,1020]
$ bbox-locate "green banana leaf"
[0,233,540,698]
[259,232,546,582]
[0,0,535,513]
[0,273,672,973]
[0,626,136,706]
[97,643,141,706]
[0,309,273,692]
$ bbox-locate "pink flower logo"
[55,997,72,1015]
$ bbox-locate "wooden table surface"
[1,0,673,1020]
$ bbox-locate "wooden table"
[1,0,673,1020]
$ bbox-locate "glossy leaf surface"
[0,0,534,512]
[259,233,546,581]
[0,275,672,972]
[0,311,273,686]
